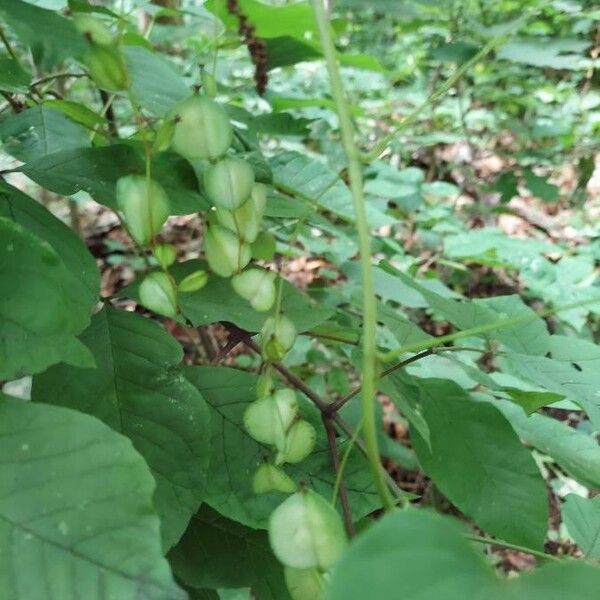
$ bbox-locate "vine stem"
[466,535,559,562]
[310,0,394,512]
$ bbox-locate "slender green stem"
[466,535,559,562]
[381,295,600,364]
[311,0,394,512]
[332,419,363,507]
[0,25,20,64]
[361,2,551,163]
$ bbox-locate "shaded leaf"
[0,395,186,599]
[32,306,211,549]
[410,379,548,549]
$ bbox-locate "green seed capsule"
[252,463,297,495]
[276,420,317,465]
[116,175,170,245]
[74,14,113,45]
[204,223,251,277]
[168,95,232,161]
[261,315,297,362]
[178,270,208,293]
[201,69,218,97]
[269,489,347,570]
[86,43,128,92]
[139,272,178,318]
[153,118,176,154]
[284,567,325,600]
[252,231,277,261]
[232,268,276,312]
[256,368,274,397]
[204,157,255,211]
[153,243,177,269]
[215,182,267,243]
[243,389,298,449]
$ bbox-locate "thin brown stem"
[323,413,355,537]
[211,330,244,365]
[223,322,409,505]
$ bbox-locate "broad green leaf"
[502,335,600,429]
[32,306,211,549]
[185,366,379,529]
[443,227,559,269]
[0,105,89,163]
[168,506,290,598]
[326,509,600,600]
[0,396,185,599]
[123,46,189,116]
[204,0,316,39]
[44,99,108,129]
[264,36,321,70]
[563,495,600,559]
[498,37,588,70]
[0,180,100,311]
[0,55,31,93]
[19,145,205,214]
[251,112,312,137]
[0,0,87,68]
[270,151,393,228]
[523,168,559,202]
[0,218,93,380]
[410,379,548,549]
[393,271,550,355]
[173,261,334,333]
[492,398,600,490]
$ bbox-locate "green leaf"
[0,218,94,380]
[44,99,108,129]
[0,55,31,93]
[492,398,600,490]
[393,271,550,355]
[32,306,211,549]
[0,105,89,163]
[0,0,87,69]
[264,36,322,70]
[410,379,548,549]
[491,171,518,203]
[172,261,334,333]
[251,112,312,137]
[19,145,205,214]
[502,335,600,429]
[184,366,379,529]
[270,151,393,228]
[523,168,559,202]
[326,509,600,600]
[0,180,100,311]
[168,506,290,597]
[504,388,564,414]
[498,37,589,70]
[0,395,186,599]
[563,495,600,559]
[204,0,316,40]
[123,46,189,116]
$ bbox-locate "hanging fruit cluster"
[104,43,346,600]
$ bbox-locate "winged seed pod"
[252,463,297,495]
[85,43,128,92]
[204,223,251,277]
[243,389,298,449]
[177,270,208,293]
[215,182,267,242]
[276,419,317,465]
[204,157,255,211]
[73,14,113,45]
[168,95,232,161]
[231,269,276,312]
[284,567,325,600]
[139,272,178,318]
[153,243,177,269]
[261,315,297,362]
[116,175,170,245]
[268,489,347,570]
